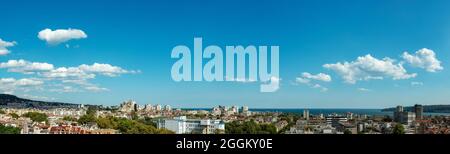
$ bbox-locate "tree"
[393,124,405,134]
[62,116,77,121]
[130,111,139,120]
[225,120,277,134]
[344,129,352,134]
[383,116,393,122]
[138,117,157,127]
[22,112,48,123]
[0,124,21,134]
[96,116,174,134]
[78,114,96,125]
[86,106,97,115]
[78,106,98,125]
[96,116,118,129]
[9,113,19,119]
[0,109,5,114]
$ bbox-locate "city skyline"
[1,0,449,108]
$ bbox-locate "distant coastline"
[2,94,450,116]
[382,105,450,114]
[182,108,450,116]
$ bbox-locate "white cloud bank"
[323,54,417,84]
[0,78,43,94]
[38,28,87,45]
[0,59,139,93]
[0,59,54,74]
[299,72,331,82]
[0,38,17,56]
[402,48,443,72]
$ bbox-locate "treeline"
[226,120,277,134]
[22,112,48,123]
[96,116,173,134]
[0,94,79,109]
[0,124,21,134]
[77,107,173,134]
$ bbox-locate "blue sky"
[1,0,449,108]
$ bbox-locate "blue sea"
[183,108,450,116]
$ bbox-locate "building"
[346,112,353,120]
[240,106,250,116]
[401,112,416,125]
[394,105,417,125]
[325,116,348,128]
[119,100,137,113]
[164,105,172,111]
[155,104,162,111]
[231,106,239,114]
[414,104,423,120]
[303,109,309,120]
[212,107,221,116]
[157,116,225,134]
[394,105,404,122]
[357,122,365,133]
[144,104,153,112]
[241,106,249,113]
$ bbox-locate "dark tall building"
[394,105,403,122]
[414,104,423,120]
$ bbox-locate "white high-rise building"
[212,107,221,116]
[164,105,172,111]
[158,116,225,134]
[231,106,239,114]
[303,109,309,120]
[119,100,137,113]
[144,104,153,111]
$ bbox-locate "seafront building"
[157,116,225,134]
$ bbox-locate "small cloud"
[84,86,109,92]
[357,88,371,92]
[0,38,17,56]
[38,28,87,45]
[411,81,424,86]
[300,72,331,82]
[312,84,328,92]
[295,72,330,92]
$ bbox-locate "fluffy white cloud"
[38,28,87,45]
[0,38,17,56]
[0,59,138,93]
[295,77,311,84]
[0,78,43,94]
[323,54,417,84]
[79,63,134,77]
[299,72,331,82]
[295,72,330,92]
[402,48,443,72]
[41,67,95,80]
[0,59,54,74]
